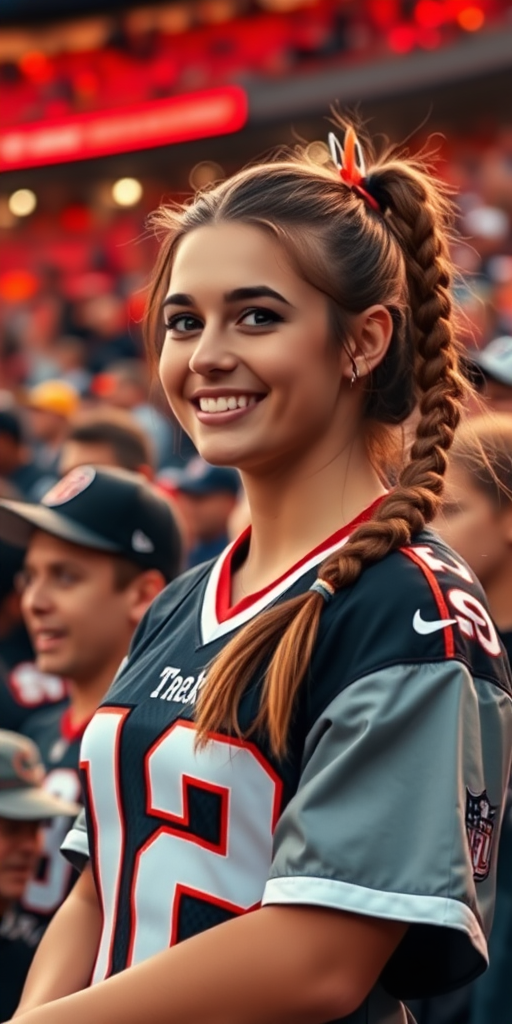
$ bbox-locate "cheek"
[159,340,186,405]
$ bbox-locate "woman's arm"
[13,904,406,1024]
[14,863,101,1016]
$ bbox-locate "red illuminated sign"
[0,87,248,171]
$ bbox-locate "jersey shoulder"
[315,528,511,696]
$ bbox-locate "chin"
[36,653,67,678]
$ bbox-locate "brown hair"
[144,117,467,757]
[449,414,512,508]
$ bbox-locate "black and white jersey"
[22,706,87,930]
[62,506,512,1023]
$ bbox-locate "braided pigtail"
[144,125,467,757]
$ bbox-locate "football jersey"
[62,513,512,1024]
[22,705,88,930]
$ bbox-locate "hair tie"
[328,128,381,214]
[310,578,336,603]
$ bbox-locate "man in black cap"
[0,728,79,1022]
[0,465,182,940]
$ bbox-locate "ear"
[126,570,167,627]
[342,305,394,383]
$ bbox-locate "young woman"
[13,123,512,1024]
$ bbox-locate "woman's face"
[158,222,356,475]
[434,460,510,587]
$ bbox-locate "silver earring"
[350,365,359,388]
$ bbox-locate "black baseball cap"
[0,466,182,582]
[0,729,80,821]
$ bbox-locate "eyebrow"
[161,286,293,310]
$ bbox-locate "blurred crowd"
[1,0,507,130]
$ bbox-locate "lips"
[33,629,66,653]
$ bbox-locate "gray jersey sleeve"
[263,660,512,998]
[61,808,89,872]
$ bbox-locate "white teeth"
[198,395,258,413]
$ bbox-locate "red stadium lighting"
[19,51,53,84]
[0,87,248,172]
[388,23,417,53]
[414,1,448,28]
[457,5,485,30]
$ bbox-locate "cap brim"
[0,787,80,820]
[0,499,124,554]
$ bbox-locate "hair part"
[144,115,469,757]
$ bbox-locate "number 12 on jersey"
[81,707,282,983]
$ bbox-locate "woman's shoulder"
[315,527,512,696]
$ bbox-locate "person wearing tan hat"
[0,728,79,1022]
[24,381,80,483]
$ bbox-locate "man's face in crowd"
[20,531,138,683]
[0,817,43,911]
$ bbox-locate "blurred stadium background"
[0,0,511,394]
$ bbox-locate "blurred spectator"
[59,407,155,479]
[0,535,68,733]
[0,729,79,1023]
[92,359,193,468]
[171,457,240,568]
[469,336,512,414]
[24,380,80,480]
[52,337,92,397]
[410,414,512,1024]
[0,410,56,503]
[77,294,140,372]
[0,466,181,941]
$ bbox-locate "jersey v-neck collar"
[200,496,384,646]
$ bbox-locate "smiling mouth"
[195,394,264,413]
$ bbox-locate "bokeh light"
[8,189,37,217]
[189,161,226,191]
[111,178,143,207]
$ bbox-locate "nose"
[188,323,238,377]
[21,575,54,619]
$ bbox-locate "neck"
[484,565,512,633]
[237,436,386,595]
[66,650,127,726]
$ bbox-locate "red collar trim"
[216,495,385,624]
[60,707,94,744]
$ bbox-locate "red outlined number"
[81,712,282,981]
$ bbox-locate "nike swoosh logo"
[413,609,457,635]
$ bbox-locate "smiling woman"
[14,118,512,1024]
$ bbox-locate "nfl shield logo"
[465,789,496,882]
